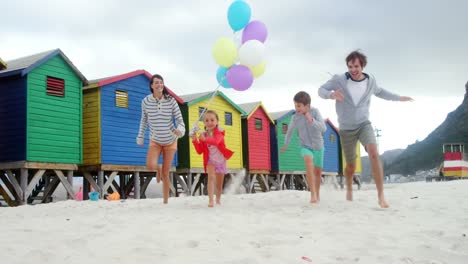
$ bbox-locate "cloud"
[1,0,467,152]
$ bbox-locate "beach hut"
[81,70,184,199]
[238,101,274,193]
[340,142,362,188]
[0,49,87,205]
[0,57,6,70]
[270,110,303,171]
[175,91,246,195]
[323,119,340,176]
[268,110,308,190]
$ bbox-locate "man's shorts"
[300,147,324,168]
[339,121,376,163]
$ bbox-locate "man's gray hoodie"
[318,73,400,130]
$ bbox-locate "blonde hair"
[203,109,219,121]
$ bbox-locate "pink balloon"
[226,65,253,91]
[242,20,268,44]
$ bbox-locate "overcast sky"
[2,0,467,153]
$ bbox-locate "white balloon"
[233,30,243,49]
[239,40,265,67]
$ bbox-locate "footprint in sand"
[186,240,199,248]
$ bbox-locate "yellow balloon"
[212,37,237,67]
[248,61,266,78]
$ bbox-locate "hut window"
[199,107,206,117]
[46,76,65,97]
[282,123,288,134]
[115,90,128,108]
[330,134,335,143]
[255,118,262,130]
[225,112,232,126]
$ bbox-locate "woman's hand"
[174,129,182,137]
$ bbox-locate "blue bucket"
[89,191,99,201]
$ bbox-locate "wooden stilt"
[246,173,251,193]
[97,171,104,197]
[41,177,60,203]
[67,170,73,200]
[175,174,189,195]
[20,168,28,205]
[169,172,176,196]
[5,170,22,199]
[187,172,192,196]
[140,175,153,198]
[302,175,308,190]
[54,170,75,199]
[0,172,20,200]
[134,172,140,199]
[0,184,15,206]
[190,173,201,196]
[103,171,118,196]
[82,171,101,194]
[25,169,45,202]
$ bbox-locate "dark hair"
[346,50,367,68]
[293,91,311,106]
[150,74,171,99]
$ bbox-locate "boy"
[318,50,413,208]
[280,91,326,203]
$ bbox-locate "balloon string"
[190,78,224,134]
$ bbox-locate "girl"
[137,74,185,204]
[191,110,234,207]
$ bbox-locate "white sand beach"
[1,180,467,264]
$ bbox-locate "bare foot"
[378,199,389,208]
[310,198,318,204]
[163,200,168,204]
[310,195,319,204]
[346,191,353,201]
[216,199,221,205]
[208,200,214,207]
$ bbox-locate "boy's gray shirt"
[284,107,326,150]
[318,73,400,130]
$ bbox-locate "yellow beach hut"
[177,91,246,172]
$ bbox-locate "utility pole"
[375,127,382,152]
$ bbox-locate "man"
[318,50,413,208]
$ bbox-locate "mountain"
[361,149,404,181]
[385,88,468,175]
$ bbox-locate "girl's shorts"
[207,160,227,174]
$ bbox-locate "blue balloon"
[216,66,232,88]
[227,1,251,31]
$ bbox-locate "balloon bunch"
[212,0,268,91]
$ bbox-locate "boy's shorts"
[339,121,376,163]
[300,147,324,168]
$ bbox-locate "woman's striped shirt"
[137,94,185,145]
